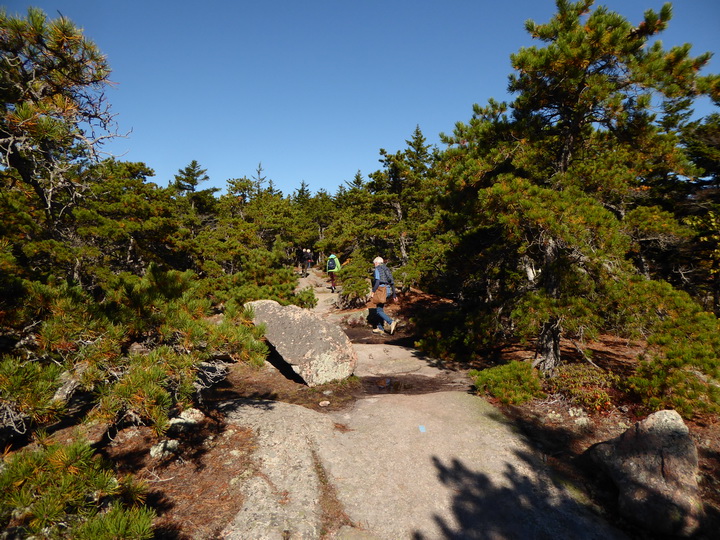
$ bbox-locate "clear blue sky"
[6,0,720,195]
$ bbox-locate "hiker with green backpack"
[326,254,340,292]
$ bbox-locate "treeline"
[1,1,720,536]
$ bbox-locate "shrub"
[414,307,497,363]
[0,356,64,441]
[5,267,272,441]
[293,285,317,309]
[336,255,372,309]
[91,346,194,434]
[0,439,155,538]
[546,363,619,412]
[620,280,720,417]
[470,361,546,405]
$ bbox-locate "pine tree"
[73,159,180,284]
[292,181,313,206]
[327,171,375,257]
[426,0,718,377]
[171,160,209,194]
[304,189,336,259]
[682,113,720,191]
[0,8,115,221]
[252,162,268,197]
[679,114,720,312]
[367,126,436,270]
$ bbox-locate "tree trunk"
[391,201,409,266]
[534,236,562,374]
[398,232,409,266]
[533,317,561,374]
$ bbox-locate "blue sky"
[6,0,720,195]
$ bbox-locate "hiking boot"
[372,328,385,334]
[389,320,398,335]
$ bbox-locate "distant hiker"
[326,254,340,292]
[371,257,397,335]
[301,249,314,277]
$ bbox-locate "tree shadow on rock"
[216,397,277,414]
[413,453,627,540]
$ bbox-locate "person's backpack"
[327,258,337,271]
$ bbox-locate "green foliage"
[73,505,156,540]
[293,286,318,309]
[334,254,372,308]
[0,439,154,538]
[212,303,269,366]
[93,347,193,434]
[413,0,718,380]
[366,126,437,269]
[0,7,114,219]
[546,363,619,412]
[71,160,180,286]
[0,267,27,329]
[0,262,275,438]
[682,113,720,186]
[325,172,374,257]
[101,265,196,337]
[413,305,500,364]
[1,12,720,540]
[470,361,546,405]
[171,159,210,194]
[625,281,720,417]
[0,356,64,435]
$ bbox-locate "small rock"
[150,439,179,460]
[319,401,331,407]
[128,342,150,355]
[167,407,206,436]
[574,416,592,430]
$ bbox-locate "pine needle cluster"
[0,439,154,539]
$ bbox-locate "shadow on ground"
[411,449,623,540]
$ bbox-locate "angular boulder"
[245,300,357,387]
[587,409,704,537]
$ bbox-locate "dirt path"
[219,270,629,539]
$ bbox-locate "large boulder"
[587,409,705,537]
[245,300,357,387]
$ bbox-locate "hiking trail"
[219,269,629,540]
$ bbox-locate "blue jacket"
[373,263,395,297]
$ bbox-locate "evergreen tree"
[427,0,718,378]
[0,8,115,221]
[171,159,209,194]
[682,113,720,191]
[292,180,312,206]
[326,171,374,257]
[170,160,218,214]
[224,176,255,218]
[252,162,268,197]
[307,189,338,261]
[73,159,181,284]
[244,188,295,249]
[680,114,720,312]
[367,126,436,271]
